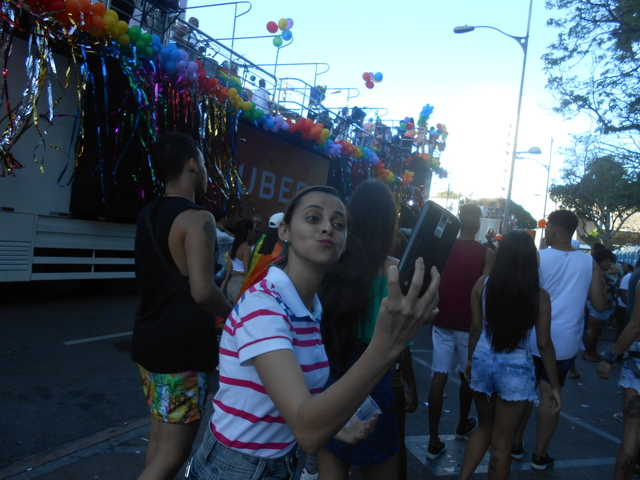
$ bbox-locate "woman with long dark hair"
[317,179,405,480]
[221,218,254,303]
[186,185,440,479]
[458,230,562,480]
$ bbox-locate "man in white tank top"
[513,210,607,470]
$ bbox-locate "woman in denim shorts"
[458,231,562,480]
[598,280,640,479]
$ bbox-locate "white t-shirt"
[529,248,594,360]
[619,272,632,308]
[252,87,270,112]
[210,267,329,458]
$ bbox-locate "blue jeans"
[186,426,297,480]
[470,347,537,402]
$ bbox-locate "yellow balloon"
[241,101,252,111]
[117,33,130,46]
[116,20,128,34]
[228,88,238,97]
[104,9,119,20]
[103,15,116,30]
[278,18,288,30]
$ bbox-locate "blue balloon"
[164,60,176,74]
[160,47,171,60]
[170,49,181,62]
[167,43,177,51]
[151,34,161,45]
[281,29,292,41]
[374,72,383,82]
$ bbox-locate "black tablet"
[398,200,461,296]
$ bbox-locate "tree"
[544,0,640,139]
[462,197,537,230]
[435,191,461,199]
[549,138,640,247]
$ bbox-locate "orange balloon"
[79,0,91,14]
[538,219,547,228]
[91,14,104,30]
[90,1,106,16]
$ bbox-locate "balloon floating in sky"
[266,16,294,48]
[361,71,383,89]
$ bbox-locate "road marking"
[406,434,616,475]
[64,331,132,345]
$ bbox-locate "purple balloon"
[287,18,294,29]
[187,61,198,73]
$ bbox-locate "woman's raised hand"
[374,258,440,355]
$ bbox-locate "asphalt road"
[0,280,629,479]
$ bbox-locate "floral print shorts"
[137,365,209,424]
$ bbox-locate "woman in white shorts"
[459,230,562,480]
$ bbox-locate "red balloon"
[365,80,374,89]
[266,21,278,33]
[50,0,65,11]
[362,72,371,81]
[195,60,203,71]
[407,122,414,130]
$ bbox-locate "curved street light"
[454,0,533,233]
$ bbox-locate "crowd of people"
[130,132,640,480]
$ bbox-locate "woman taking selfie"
[459,230,562,480]
[187,185,440,479]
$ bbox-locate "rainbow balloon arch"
[1,1,449,214]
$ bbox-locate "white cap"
[571,239,580,250]
[269,212,284,228]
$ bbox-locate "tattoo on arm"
[203,221,216,251]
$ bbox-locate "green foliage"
[544,0,640,138]
[434,191,461,199]
[470,197,537,230]
[549,138,640,246]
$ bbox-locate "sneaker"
[614,412,624,422]
[426,440,447,460]
[455,416,478,439]
[531,452,555,470]
[299,468,318,480]
[511,442,524,460]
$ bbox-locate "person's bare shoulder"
[173,209,216,248]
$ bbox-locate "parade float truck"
[0,1,447,285]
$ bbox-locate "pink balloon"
[365,80,374,89]
[266,21,278,33]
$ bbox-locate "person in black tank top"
[132,132,232,480]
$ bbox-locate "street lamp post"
[454,0,534,233]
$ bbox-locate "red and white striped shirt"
[210,267,330,458]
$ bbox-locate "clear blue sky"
[187,0,593,221]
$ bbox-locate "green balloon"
[272,36,283,47]
[141,32,152,44]
[128,25,141,42]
